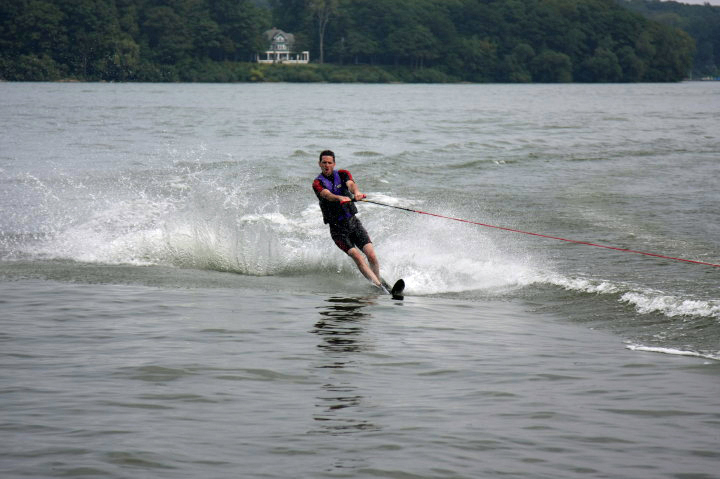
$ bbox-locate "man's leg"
[362,243,381,280]
[347,247,381,287]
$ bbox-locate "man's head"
[319,150,336,176]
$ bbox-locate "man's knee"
[362,244,378,263]
[346,247,363,263]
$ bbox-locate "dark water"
[1,82,719,478]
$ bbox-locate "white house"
[257,28,309,64]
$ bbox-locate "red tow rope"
[359,199,720,268]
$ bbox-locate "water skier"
[312,150,387,291]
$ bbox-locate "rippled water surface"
[1,82,719,478]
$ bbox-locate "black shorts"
[329,216,372,253]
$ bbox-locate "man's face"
[319,155,335,176]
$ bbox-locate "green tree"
[578,47,622,82]
[15,1,67,57]
[309,0,338,64]
[458,35,498,81]
[643,23,694,81]
[107,34,141,80]
[269,0,310,35]
[616,45,645,81]
[58,0,123,79]
[386,24,440,68]
[142,5,192,64]
[499,43,534,82]
[210,0,269,61]
[531,49,573,82]
[621,0,718,77]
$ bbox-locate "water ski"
[380,278,405,299]
[390,279,405,300]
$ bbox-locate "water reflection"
[311,296,379,435]
[313,296,374,361]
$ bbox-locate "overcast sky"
[668,0,720,5]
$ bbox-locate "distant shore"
[3,62,701,84]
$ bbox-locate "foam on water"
[620,291,720,318]
[3,163,717,329]
[625,343,720,362]
[373,209,540,295]
[545,272,720,320]
[2,167,542,297]
[36,196,173,265]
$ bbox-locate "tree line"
[620,0,720,78]
[0,0,270,81]
[0,0,706,83]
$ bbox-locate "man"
[312,150,387,290]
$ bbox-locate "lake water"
[1,82,719,478]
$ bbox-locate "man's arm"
[319,188,352,204]
[345,179,366,201]
[314,179,352,204]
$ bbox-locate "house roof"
[264,27,295,45]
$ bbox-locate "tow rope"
[359,198,720,268]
